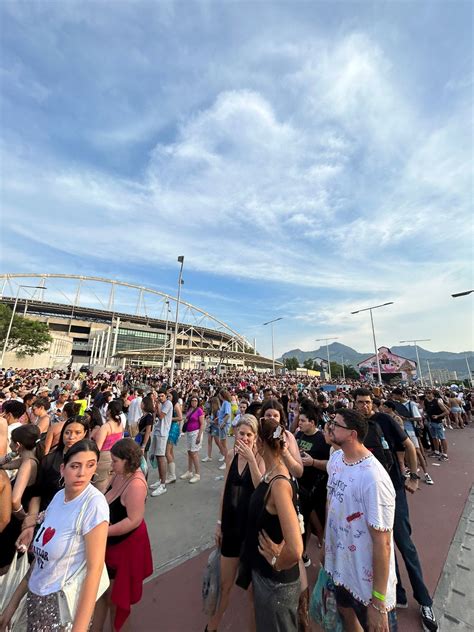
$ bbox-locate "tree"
[330,360,360,380]
[284,357,300,371]
[0,304,52,359]
[303,358,315,370]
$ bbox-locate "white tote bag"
[0,550,29,630]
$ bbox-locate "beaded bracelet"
[370,601,388,615]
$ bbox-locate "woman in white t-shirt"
[0,439,109,632]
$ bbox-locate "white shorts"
[405,429,420,449]
[186,429,201,452]
[149,434,168,457]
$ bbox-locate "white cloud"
[1,14,472,355]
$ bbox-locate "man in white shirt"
[325,407,397,631]
[127,389,144,437]
[149,390,173,497]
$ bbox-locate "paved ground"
[127,424,474,631]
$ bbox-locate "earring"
[91,473,98,483]
[58,476,64,488]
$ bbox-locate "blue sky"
[1,1,472,359]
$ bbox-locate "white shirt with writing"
[325,450,397,609]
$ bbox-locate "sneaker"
[429,451,440,458]
[189,474,201,484]
[438,454,449,461]
[149,480,161,490]
[165,474,176,484]
[448,425,454,430]
[151,484,167,497]
[180,471,193,480]
[201,456,212,462]
[424,473,434,485]
[396,600,408,609]
[218,463,226,470]
[420,605,438,631]
[218,455,225,462]
[302,553,311,568]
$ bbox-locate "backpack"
[364,419,394,472]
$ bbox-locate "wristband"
[13,505,24,514]
[372,590,386,602]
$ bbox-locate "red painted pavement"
[130,425,474,631]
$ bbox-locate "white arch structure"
[0,273,268,365]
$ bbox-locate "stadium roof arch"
[0,273,280,368]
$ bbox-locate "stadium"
[0,274,277,371]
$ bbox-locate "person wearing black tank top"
[206,415,265,632]
[237,415,303,632]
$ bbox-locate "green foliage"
[0,304,52,358]
[330,361,359,379]
[303,358,315,370]
[284,356,300,370]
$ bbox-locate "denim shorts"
[429,422,445,440]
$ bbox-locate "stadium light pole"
[315,337,339,380]
[399,338,431,386]
[262,317,283,374]
[351,302,394,385]
[1,285,46,366]
[169,256,184,387]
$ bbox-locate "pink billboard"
[358,346,417,379]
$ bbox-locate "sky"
[1,1,473,360]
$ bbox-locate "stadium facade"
[0,274,278,371]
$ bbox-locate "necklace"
[342,453,372,467]
[263,460,281,483]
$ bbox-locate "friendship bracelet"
[12,505,24,514]
[372,590,386,602]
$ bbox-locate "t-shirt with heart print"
[28,484,109,596]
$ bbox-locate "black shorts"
[334,585,397,631]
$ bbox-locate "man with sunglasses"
[325,408,397,631]
[353,388,438,632]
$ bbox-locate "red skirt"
[105,520,153,630]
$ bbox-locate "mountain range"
[280,342,474,379]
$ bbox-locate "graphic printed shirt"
[325,450,397,608]
[28,484,109,596]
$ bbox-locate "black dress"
[220,454,255,558]
[0,462,38,569]
[237,475,300,590]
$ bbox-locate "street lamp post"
[426,360,434,387]
[399,338,431,386]
[262,317,283,374]
[1,285,47,366]
[315,337,339,380]
[162,300,171,368]
[169,256,184,387]
[451,290,474,298]
[351,302,394,385]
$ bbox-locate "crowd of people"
[0,364,472,631]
